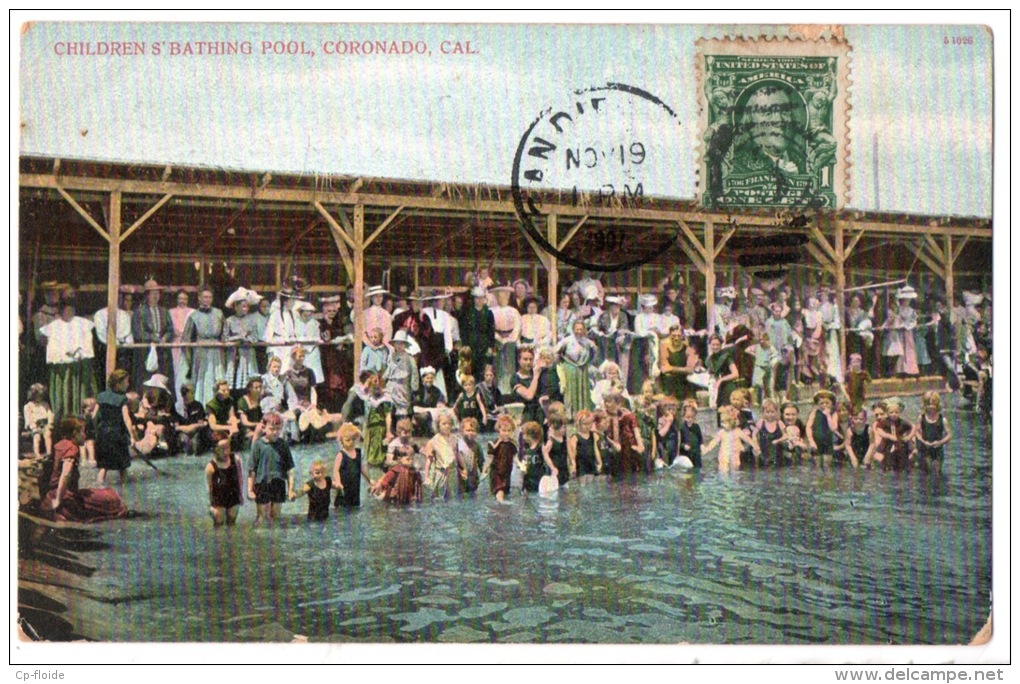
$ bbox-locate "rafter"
[119,193,173,243]
[713,226,737,258]
[363,206,405,249]
[557,215,590,251]
[676,220,709,262]
[313,202,356,251]
[55,186,109,243]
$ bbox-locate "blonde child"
[370,450,422,504]
[517,421,546,493]
[422,410,459,501]
[730,388,757,468]
[874,398,913,472]
[913,391,952,476]
[845,406,871,469]
[754,399,786,467]
[867,401,889,467]
[205,430,243,526]
[291,459,336,520]
[455,417,482,495]
[569,410,602,484]
[332,423,372,509]
[24,383,55,458]
[704,405,760,472]
[482,414,517,502]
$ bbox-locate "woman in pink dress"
[170,290,195,413]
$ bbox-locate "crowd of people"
[19,268,991,524]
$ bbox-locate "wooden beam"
[951,235,970,264]
[363,205,405,250]
[161,165,173,182]
[520,228,551,270]
[843,229,865,260]
[326,222,355,283]
[945,235,955,311]
[804,242,837,274]
[677,220,709,262]
[835,218,846,381]
[352,205,365,376]
[678,239,706,274]
[52,158,60,175]
[283,217,322,254]
[909,241,944,277]
[119,193,173,243]
[713,225,736,259]
[313,202,356,251]
[105,191,122,377]
[547,214,559,343]
[557,215,589,251]
[809,226,839,264]
[705,222,716,334]
[56,186,109,243]
[348,178,363,194]
[923,234,946,262]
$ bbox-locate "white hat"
[490,284,513,294]
[225,287,254,309]
[365,285,389,300]
[471,286,488,298]
[716,286,736,300]
[420,366,437,377]
[295,301,315,313]
[961,291,983,306]
[639,294,658,308]
[246,289,264,305]
[896,285,918,300]
[142,373,170,393]
[605,295,625,306]
[392,330,411,345]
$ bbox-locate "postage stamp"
[697,38,852,209]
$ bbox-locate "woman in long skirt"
[170,290,195,413]
[555,320,597,419]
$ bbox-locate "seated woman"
[43,417,127,522]
[284,346,333,444]
[413,366,448,437]
[236,377,265,446]
[176,384,210,456]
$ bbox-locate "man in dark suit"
[132,278,175,391]
[457,286,495,382]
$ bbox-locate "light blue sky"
[19,22,992,217]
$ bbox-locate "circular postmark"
[511,83,684,273]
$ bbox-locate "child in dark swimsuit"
[517,421,545,494]
[678,399,704,468]
[569,410,602,483]
[806,389,839,466]
[543,417,570,487]
[913,391,952,476]
[205,431,243,526]
[845,406,871,469]
[482,414,517,502]
[292,459,335,520]
[755,399,786,468]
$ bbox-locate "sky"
[18,21,994,218]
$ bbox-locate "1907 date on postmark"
[697,38,851,210]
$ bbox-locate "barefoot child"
[517,421,545,494]
[913,391,952,476]
[568,411,602,484]
[24,383,55,458]
[704,405,760,472]
[292,459,335,521]
[422,410,459,501]
[332,424,373,509]
[482,414,517,502]
[247,413,295,523]
[82,397,98,465]
[205,431,243,526]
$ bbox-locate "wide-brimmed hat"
[421,289,453,301]
[639,294,658,308]
[225,288,254,309]
[490,284,513,294]
[295,301,315,313]
[365,285,389,300]
[716,287,736,300]
[420,366,437,378]
[39,280,61,291]
[143,279,162,292]
[896,285,918,300]
[319,295,341,304]
[470,286,488,298]
[512,278,530,290]
[142,373,170,393]
[391,330,411,345]
[812,389,837,404]
[605,295,625,306]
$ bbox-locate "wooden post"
[413,262,420,290]
[531,264,539,294]
[835,218,846,380]
[105,191,122,377]
[944,234,954,311]
[275,258,282,292]
[198,256,206,288]
[547,214,558,343]
[352,204,365,377]
[705,222,716,334]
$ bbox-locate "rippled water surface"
[76,397,992,644]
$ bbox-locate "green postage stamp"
[698,37,851,209]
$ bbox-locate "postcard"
[13,14,1003,668]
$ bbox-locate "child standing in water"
[867,401,889,468]
[82,397,98,466]
[913,391,952,475]
[779,402,809,464]
[247,413,295,524]
[205,431,243,526]
[517,421,545,494]
[568,410,602,484]
[731,389,757,468]
[455,417,482,495]
[593,409,621,478]
[422,410,459,501]
[703,405,761,472]
[845,406,871,469]
[806,389,839,466]
[292,459,335,521]
[543,416,570,487]
[874,398,914,472]
[678,399,704,468]
[371,451,422,504]
[656,396,680,467]
[332,424,372,509]
[482,414,517,502]
[755,399,786,468]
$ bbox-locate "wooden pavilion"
[18,156,993,378]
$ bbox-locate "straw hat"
[365,285,389,300]
[225,288,253,309]
[392,330,411,345]
[605,295,625,306]
[142,373,170,393]
[639,294,658,309]
[490,284,514,294]
[143,279,162,292]
[470,286,488,298]
[812,389,837,404]
[294,301,315,313]
[319,295,341,304]
[895,285,918,300]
